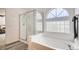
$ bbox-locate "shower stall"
[19,10,35,43]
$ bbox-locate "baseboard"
[20,39,28,44]
[6,40,20,46]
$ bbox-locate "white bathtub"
[29,32,74,50]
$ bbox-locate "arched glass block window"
[35,11,42,33]
[46,8,70,33]
[47,8,69,19]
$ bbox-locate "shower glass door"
[20,14,27,41]
[19,10,35,41]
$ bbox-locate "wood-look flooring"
[0,41,28,50]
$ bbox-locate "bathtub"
[28,32,74,50]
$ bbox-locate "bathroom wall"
[75,8,79,15]
[0,8,5,15]
[5,8,32,44]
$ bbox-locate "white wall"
[75,8,79,15]
[5,8,32,44]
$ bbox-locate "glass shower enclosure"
[19,10,35,42]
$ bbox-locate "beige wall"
[5,8,32,44]
[0,8,5,15]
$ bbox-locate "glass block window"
[35,11,42,33]
[47,8,69,19]
[46,8,70,33]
